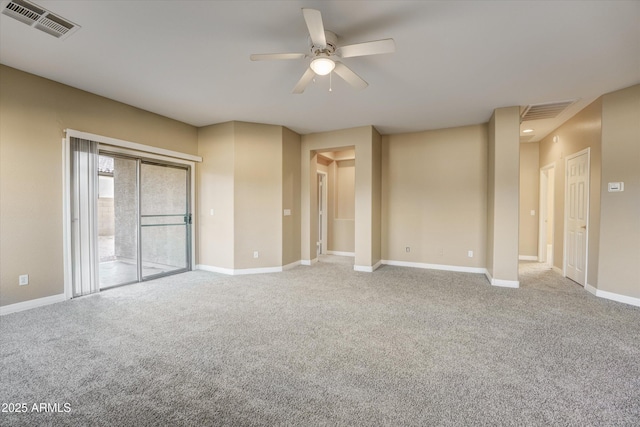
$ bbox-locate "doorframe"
[317,171,328,256]
[563,147,590,285]
[62,129,201,299]
[538,163,555,266]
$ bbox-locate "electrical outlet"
[19,274,29,286]
[439,248,444,256]
[468,250,474,258]
[210,209,214,216]
[253,251,259,259]
[405,246,410,253]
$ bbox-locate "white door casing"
[63,129,200,300]
[317,172,328,255]
[539,164,555,267]
[564,149,590,286]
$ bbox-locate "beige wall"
[519,142,540,257]
[0,65,197,307]
[196,121,300,271]
[4,63,637,309]
[539,98,602,283]
[371,128,382,265]
[282,127,301,266]
[486,114,496,276]
[486,107,520,283]
[336,160,355,219]
[233,122,283,269]
[382,125,488,268]
[598,84,640,298]
[196,122,236,269]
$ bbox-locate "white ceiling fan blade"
[292,67,316,94]
[339,39,395,58]
[250,53,307,61]
[302,8,326,48]
[333,62,368,90]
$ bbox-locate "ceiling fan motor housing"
[310,30,338,57]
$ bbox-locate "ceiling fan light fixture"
[310,57,335,75]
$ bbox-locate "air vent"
[2,0,80,39]
[519,134,536,143]
[520,100,576,122]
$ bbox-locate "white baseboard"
[232,266,283,275]
[300,258,318,266]
[0,293,67,316]
[519,255,538,261]
[327,251,355,257]
[354,260,382,273]
[585,283,640,307]
[484,270,520,288]
[383,260,519,288]
[552,266,563,275]
[382,259,487,274]
[196,264,235,275]
[196,264,293,276]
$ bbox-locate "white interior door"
[565,150,589,286]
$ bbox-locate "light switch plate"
[608,182,624,192]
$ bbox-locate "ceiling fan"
[250,8,395,94]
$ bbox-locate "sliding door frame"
[62,129,201,299]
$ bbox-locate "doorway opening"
[316,148,355,263]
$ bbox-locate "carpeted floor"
[1,258,639,426]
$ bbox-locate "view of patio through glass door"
[98,154,191,289]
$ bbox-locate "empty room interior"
[0,1,639,425]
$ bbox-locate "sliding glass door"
[140,162,190,279]
[98,155,139,288]
[98,154,190,289]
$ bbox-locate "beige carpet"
[1,258,638,426]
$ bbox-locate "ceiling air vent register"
[520,100,576,122]
[1,0,80,39]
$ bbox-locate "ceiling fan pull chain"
[329,72,333,92]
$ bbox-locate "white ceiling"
[1,0,638,140]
